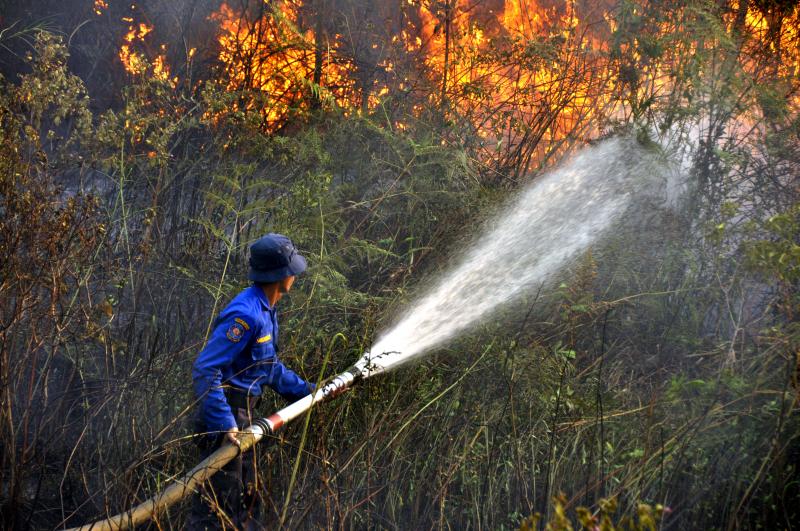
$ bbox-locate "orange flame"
[406,0,615,165]
[211,1,373,130]
[118,8,176,87]
[204,0,798,161]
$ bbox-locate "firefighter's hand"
[225,427,240,447]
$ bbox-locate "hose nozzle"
[258,353,377,433]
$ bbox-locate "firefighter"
[189,233,314,530]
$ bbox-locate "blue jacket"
[192,285,313,431]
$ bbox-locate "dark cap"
[248,233,307,284]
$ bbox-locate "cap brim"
[288,252,307,276]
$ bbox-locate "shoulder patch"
[226,322,246,342]
[257,334,272,344]
[234,317,250,330]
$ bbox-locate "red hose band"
[267,413,284,432]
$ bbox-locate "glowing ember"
[93,0,108,16]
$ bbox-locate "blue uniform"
[192,285,312,432]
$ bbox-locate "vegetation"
[0,1,797,529]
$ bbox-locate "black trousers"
[188,406,265,531]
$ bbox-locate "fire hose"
[66,354,385,531]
